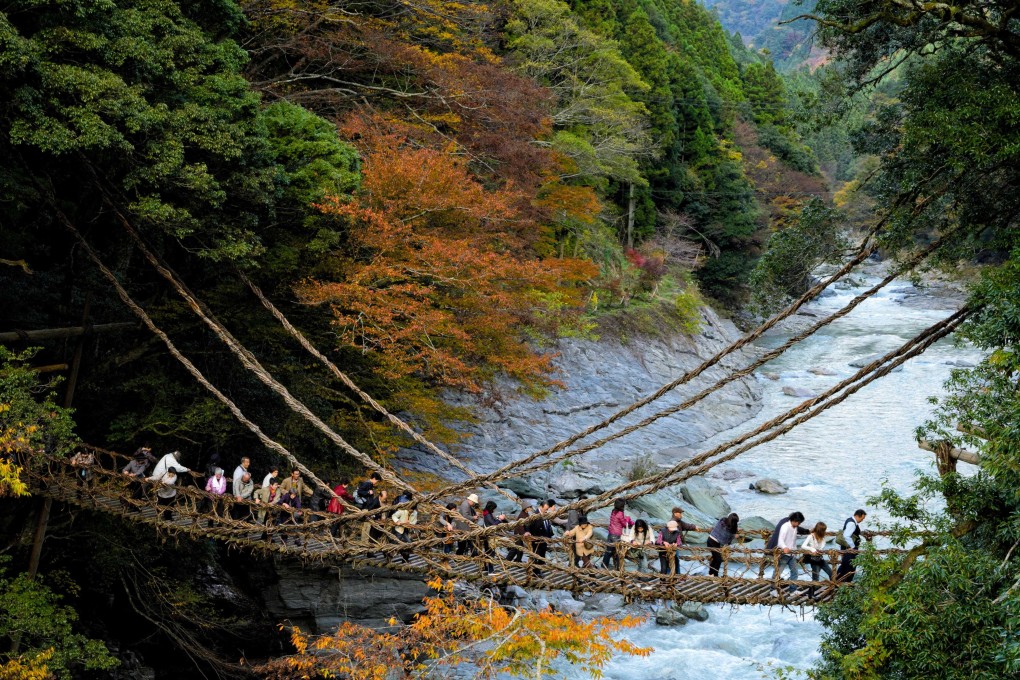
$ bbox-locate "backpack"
[835,518,854,549]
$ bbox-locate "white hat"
[467,493,479,504]
[666,520,679,530]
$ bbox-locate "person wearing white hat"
[454,493,480,555]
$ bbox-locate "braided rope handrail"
[24,452,910,607]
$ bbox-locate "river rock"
[782,386,818,398]
[760,371,781,381]
[584,593,626,613]
[808,367,837,376]
[719,468,754,481]
[751,478,789,494]
[655,606,688,626]
[652,607,685,628]
[627,489,682,521]
[680,602,709,622]
[945,359,976,368]
[548,590,585,616]
[679,476,731,519]
[848,353,904,372]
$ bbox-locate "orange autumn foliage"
[296,120,597,395]
[256,579,650,679]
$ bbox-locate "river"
[599,267,981,680]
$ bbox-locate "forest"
[2,0,1019,678]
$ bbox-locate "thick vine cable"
[390,308,968,549]
[237,272,519,503]
[430,183,953,495]
[58,211,345,502]
[103,200,414,493]
[497,234,953,483]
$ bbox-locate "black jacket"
[527,516,554,539]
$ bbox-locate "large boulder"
[264,562,430,632]
[679,602,709,622]
[751,478,789,494]
[627,489,681,521]
[679,476,731,519]
[655,607,688,626]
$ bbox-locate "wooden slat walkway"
[34,472,846,608]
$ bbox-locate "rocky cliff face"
[263,560,431,631]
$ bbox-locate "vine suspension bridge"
[17,215,966,610]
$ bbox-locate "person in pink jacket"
[200,467,227,526]
[601,498,634,569]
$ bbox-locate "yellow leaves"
[833,179,861,208]
[0,650,52,680]
[0,403,32,498]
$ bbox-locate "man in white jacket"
[151,451,189,480]
[775,510,805,594]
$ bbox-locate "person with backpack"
[149,467,180,520]
[391,491,418,562]
[355,472,382,508]
[707,513,740,577]
[480,500,507,574]
[121,446,155,510]
[836,509,867,582]
[766,511,809,594]
[454,493,480,556]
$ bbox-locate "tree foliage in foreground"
[257,579,649,679]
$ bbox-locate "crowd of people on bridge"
[79,446,870,595]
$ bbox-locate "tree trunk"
[626,183,636,249]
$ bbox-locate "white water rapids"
[596,270,982,680]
